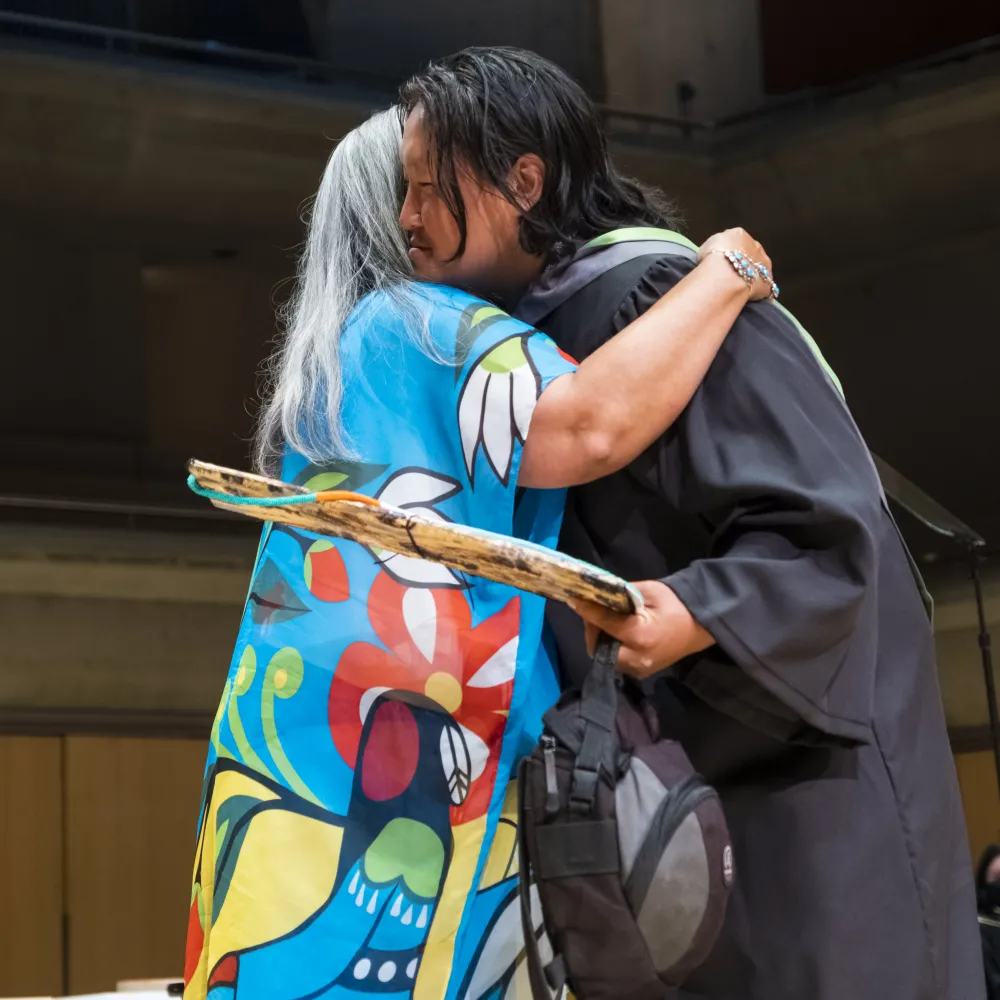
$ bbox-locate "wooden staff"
[188,460,641,615]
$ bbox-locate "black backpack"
[517,635,733,1000]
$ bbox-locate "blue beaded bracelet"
[712,249,780,299]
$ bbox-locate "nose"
[399,184,420,234]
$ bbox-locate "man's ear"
[510,154,545,213]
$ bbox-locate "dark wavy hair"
[401,46,679,259]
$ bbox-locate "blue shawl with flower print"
[184,282,577,1000]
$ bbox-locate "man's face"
[399,106,541,303]
[988,856,1000,885]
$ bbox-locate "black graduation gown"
[519,254,984,1000]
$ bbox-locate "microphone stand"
[873,455,999,795]
[970,541,1000,798]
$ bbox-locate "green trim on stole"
[583,227,700,253]
[774,303,846,400]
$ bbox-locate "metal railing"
[602,32,1000,140]
[0,7,334,83]
[0,492,258,534]
[0,492,234,521]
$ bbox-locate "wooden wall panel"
[1,736,994,998]
[64,736,206,995]
[955,750,1000,869]
[0,735,63,998]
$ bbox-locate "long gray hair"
[254,107,423,473]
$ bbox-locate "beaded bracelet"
[710,249,780,300]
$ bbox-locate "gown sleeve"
[614,259,884,746]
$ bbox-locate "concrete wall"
[316,0,606,97]
[0,230,291,500]
[0,49,353,252]
[0,236,144,456]
[143,259,290,475]
[600,0,765,120]
[0,524,252,716]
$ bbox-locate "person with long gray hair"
[184,105,776,1000]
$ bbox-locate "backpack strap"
[569,633,621,814]
[517,759,568,999]
[516,633,622,997]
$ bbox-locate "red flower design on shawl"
[329,571,520,823]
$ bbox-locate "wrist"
[704,247,779,301]
[644,581,715,669]
[700,249,754,300]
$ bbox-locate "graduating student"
[401,46,983,1000]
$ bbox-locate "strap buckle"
[569,766,600,814]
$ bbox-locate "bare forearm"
[520,253,751,488]
[578,253,750,461]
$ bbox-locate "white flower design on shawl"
[370,467,466,589]
[458,334,541,487]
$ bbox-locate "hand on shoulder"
[699,228,777,303]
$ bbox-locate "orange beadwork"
[314,490,382,507]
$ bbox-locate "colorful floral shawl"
[184,283,577,1000]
